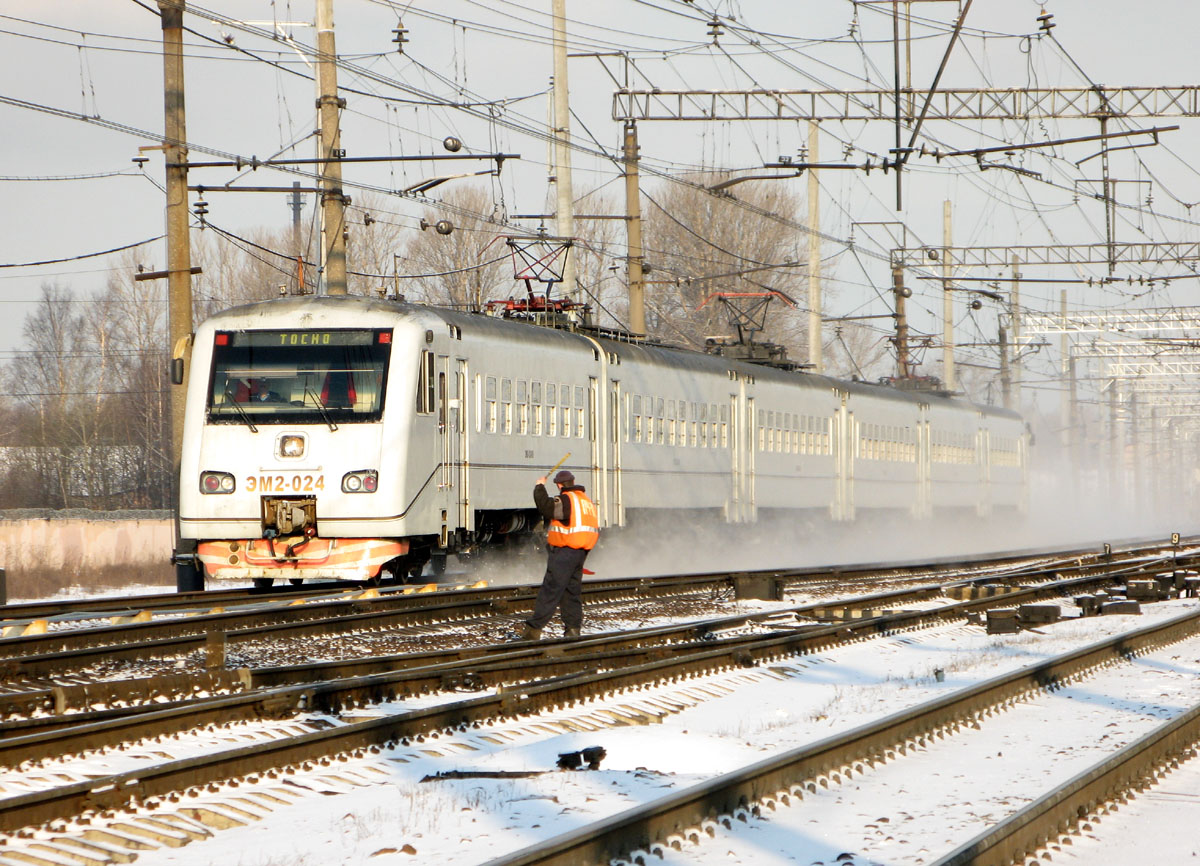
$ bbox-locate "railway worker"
[521,470,599,641]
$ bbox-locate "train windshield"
[207,328,391,425]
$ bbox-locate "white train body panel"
[176,296,1028,583]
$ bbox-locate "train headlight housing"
[277,434,305,459]
[200,471,235,494]
[342,470,378,493]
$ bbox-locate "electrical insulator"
[443,136,463,153]
[193,199,209,222]
[970,299,983,311]
[434,219,454,236]
[707,15,723,41]
[1037,9,1055,33]
[392,21,408,53]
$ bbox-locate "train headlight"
[200,471,235,494]
[342,470,378,493]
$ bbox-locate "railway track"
[0,540,1179,728]
[0,536,1194,864]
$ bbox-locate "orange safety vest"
[547,489,600,550]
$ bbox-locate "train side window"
[485,376,497,434]
[517,380,528,435]
[416,350,435,414]
[561,384,571,438]
[474,375,482,433]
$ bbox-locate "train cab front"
[175,320,415,590]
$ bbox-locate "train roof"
[201,294,1022,421]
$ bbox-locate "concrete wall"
[0,511,173,573]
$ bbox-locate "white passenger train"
[174,294,1028,590]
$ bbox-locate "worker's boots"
[520,623,542,642]
[563,627,581,639]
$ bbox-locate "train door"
[434,355,455,546]
[728,390,742,522]
[455,359,470,529]
[609,379,624,526]
[745,395,757,522]
[834,394,854,521]
[588,377,602,522]
[917,404,931,518]
[977,412,990,517]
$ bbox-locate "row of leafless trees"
[0,176,891,509]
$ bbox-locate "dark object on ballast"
[557,745,607,770]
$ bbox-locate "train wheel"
[253,578,275,589]
[176,561,204,593]
[288,578,304,586]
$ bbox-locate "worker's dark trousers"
[528,545,589,630]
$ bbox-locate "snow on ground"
[653,626,1200,865]
[10,598,1197,866]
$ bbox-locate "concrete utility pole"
[622,120,646,334]
[289,181,305,293]
[551,0,576,302]
[807,121,823,373]
[999,325,1011,410]
[941,200,955,391]
[316,0,347,295]
[159,0,193,491]
[891,263,912,378]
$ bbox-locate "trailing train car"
[173,294,1028,590]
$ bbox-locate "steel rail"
[932,698,1200,866]
[0,533,1180,625]
[0,553,1138,727]
[0,564,1173,828]
[0,575,719,674]
[0,537,1175,680]
[484,608,1200,866]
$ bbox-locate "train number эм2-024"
[245,475,325,493]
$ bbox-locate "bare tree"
[641,176,807,352]
[347,192,410,297]
[3,283,95,506]
[398,185,513,309]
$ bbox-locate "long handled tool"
[546,452,571,477]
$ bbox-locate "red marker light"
[214,333,230,346]
[377,331,392,344]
